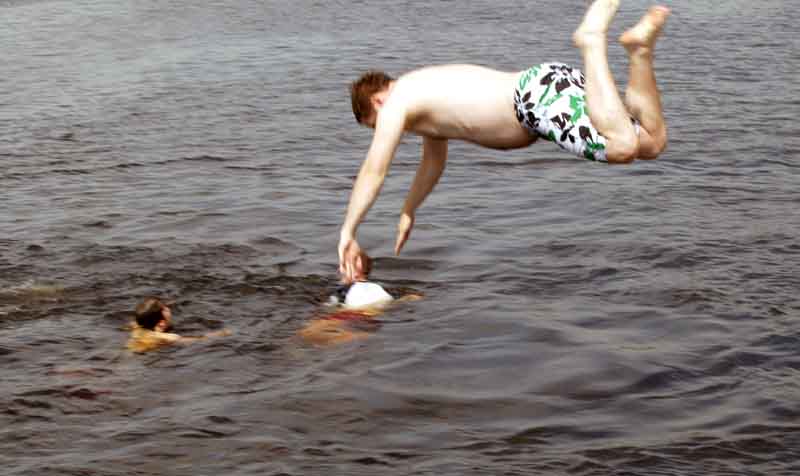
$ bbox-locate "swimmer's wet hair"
[358,251,372,277]
[350,71,394,124]
[135,297,167,330]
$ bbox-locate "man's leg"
[620,6,670,159]
[573,0,639,163]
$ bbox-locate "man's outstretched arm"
[339,102,406,281]
[394,136,447,255]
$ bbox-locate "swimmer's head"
[344,281,394,309]
[350,71,394,128]
[135,297,173,332]
[353,251,372,281]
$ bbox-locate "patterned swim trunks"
[514,63,637,162]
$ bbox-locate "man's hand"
[338,236,367,284]
[394,211,415,255]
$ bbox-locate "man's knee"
[605,136,639,164]
[639,128,668,159]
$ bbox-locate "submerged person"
[127,297,231,353]
[339,1,670,282]
[328,250,394,308]
[300,252,420,345]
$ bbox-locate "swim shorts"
[514,63,638,162]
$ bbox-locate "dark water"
[2,0,799,474]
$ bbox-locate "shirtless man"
[339,1,670,282]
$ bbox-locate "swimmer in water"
[300,252,421,345]
[339,1,671,282]
[127,297,231,353]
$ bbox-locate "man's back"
[391,64,537,149]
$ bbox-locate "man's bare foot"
[573,0,621,48]
[619,6,670,54]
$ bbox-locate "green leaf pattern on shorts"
[540,90,562,109]
[514,63,618,162]
[583,138,606,161]
[569,95,586,123]
[518,65,540,92]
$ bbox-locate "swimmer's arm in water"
[339,99,407,281]
[173,329,232,344]
[392,293,424,304]
[128,327,231,352]
[156,331,182,343]
[395,137,447,255]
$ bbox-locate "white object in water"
[344,281,393,308]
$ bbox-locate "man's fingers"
[394,233,403,255]
[342,261,352,284]
[395,215,412,255]
[338,244,347,278]
[395,229,409,255]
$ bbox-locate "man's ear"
[371,90,388,110]
[370,95,382,111]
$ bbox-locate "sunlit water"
[2,0,799,474]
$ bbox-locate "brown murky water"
[2,0,799,474]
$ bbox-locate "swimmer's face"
[154,306,172,332]
[353,251,372,281]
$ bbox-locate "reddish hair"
[356,251,372,278]
[350,71,394,123]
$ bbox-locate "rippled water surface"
[2,0,799,474]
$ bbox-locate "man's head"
[350,71,394,128]
[135,297,173,332]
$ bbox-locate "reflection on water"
[2,0,799,474]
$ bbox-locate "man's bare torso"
[389,64,537,149]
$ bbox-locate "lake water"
[2,0,799,474]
